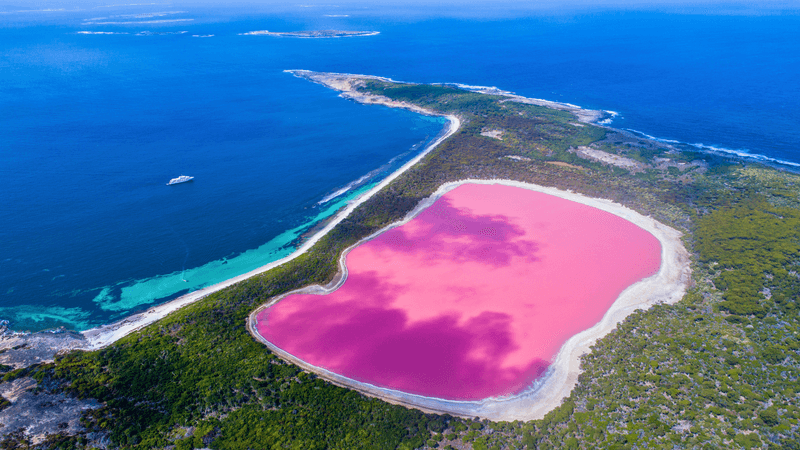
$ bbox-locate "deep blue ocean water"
[1,2,799,331]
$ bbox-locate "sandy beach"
[249,179,692,421]
[68,71,466,351]
[2,71,459,366]
[68,114,461,351]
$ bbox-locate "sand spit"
[249,179,691,422]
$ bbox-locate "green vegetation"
[5,76,800,449]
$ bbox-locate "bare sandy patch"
[546,161,585,170]
[576,146,644,169]
[503,155,531,162]
[480,129,503,140]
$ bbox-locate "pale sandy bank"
[74,113,460,351]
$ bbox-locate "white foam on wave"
[103,11,185,20]
[318,172,376,205]
[85,18,193,24]
[1,8,67,14]
[625,128,800,169]
[135,30,188,36]
[597,110,619,125]
[624,128,680,144]
[192,34,214,38]
[76,31,129,35]
[691,143,800,168]
[95,3,160,8]
[317,148,418,205]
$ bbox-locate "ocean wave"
[625,128,800,168]
[324,14,350,17]
[317,151,415,206]
[135,30,188,36]
[192,34,214,38]
[85,11,186,21]
[95,3,160,8]
[84,18,193,24]
[242,30,379,38]
[318,172,375,205]
[316,143,423,206]
[597,110,619,125]
[76,31,129,35]
[0,8,67,14]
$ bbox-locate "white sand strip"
[78,113,460,350]
[248,179,692,422]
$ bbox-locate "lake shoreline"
[248,179,692,421]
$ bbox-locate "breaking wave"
[625,129,800,169]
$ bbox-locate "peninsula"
[1,71,798,450]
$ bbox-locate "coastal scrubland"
[3,76,799,449]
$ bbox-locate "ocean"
[1,1,799,331]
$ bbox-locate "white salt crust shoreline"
[248,179,692,422]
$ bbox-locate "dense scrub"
[6,78,800,449]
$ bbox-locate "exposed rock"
[480,129,503,140]
[0,377,37,402]
[0,327,88,369]
[0,377,101,444]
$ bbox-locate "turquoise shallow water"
[1,1,798,331]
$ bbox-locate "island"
[1,70,798,450]
[240,30,379,38]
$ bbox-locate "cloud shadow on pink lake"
[256,184,661,400]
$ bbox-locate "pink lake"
[255,184,661,400]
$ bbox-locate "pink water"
[256,184,661,400]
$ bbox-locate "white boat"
[167,175,194,185]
